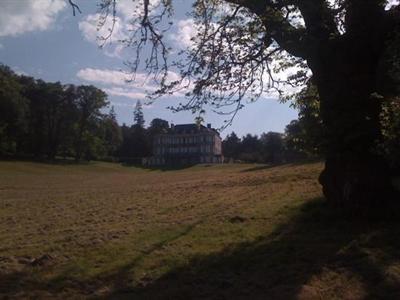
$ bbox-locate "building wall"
[153,133,221,156]
[149,131,223,165]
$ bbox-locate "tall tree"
[81,0,400,210]
[286,82,324,157]
[102,106,123,157]
[284,119,310,161]
[133,100,145,128]
[130,100,150,158]
[222,132,241,160]
[147,118,169,154]
[23,78,49,157]
[0,65,27,155]
[118,123,134,159]
[42,82,76,159]
[74,85,108,161]
[240,134,263,162]
[260,132,285,164]
[148,118,169,135]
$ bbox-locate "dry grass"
[0,161,399,299]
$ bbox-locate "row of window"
[146,156,222,165]
[200,156,223,163]
[154,145,213,155]
[155,135,215,145]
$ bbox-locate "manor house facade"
[145,123,223,165]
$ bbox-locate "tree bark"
[310,37,399,212]
[317,86,398,211]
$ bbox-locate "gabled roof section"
[167,123,220,136]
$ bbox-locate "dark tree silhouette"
[74,85,108,161]
[148,118,169,135]
[285,83,324,157]
[0,64,124,161]
[222,132,241,161]
[102,106,123,157]
[133,100,145,128]
[0,65,27,155]
[260,132,285,164]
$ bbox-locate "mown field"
[1,161,400,299]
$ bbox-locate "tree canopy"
[88,0,399,114]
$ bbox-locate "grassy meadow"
[1,161,400,299]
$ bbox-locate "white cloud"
[77,68,131,86]
[77,67,182,89]
[77,67,158,100]
[79,13,131,57]
[0,0,66,37]
[77,67,188,101]
[116,0,161,20]
[104,87,147,100]
[76,68,147,100]
[116,0,142,20]
[110,100,153,110]
[170,18,197,48]
[78,0,165,58]
[79,14,129,43]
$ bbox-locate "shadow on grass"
[122,163,197,172]
[240,159,323,173]
[105,200,400,300]
[0,222,202,298]
[2,198,400,299]
[0,155,96,166]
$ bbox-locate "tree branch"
[223,0,310,59]
[296,0,339,39]
[68,0,82,16]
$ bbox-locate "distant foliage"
[221,84,325,164]
[285,81,400,169]
[380,97,400,169]
[3,60,398,168]
[0,64,120,161]
[285,83,324,157]
[223,78,400,166]
[133,100,145,128]
[0,63,323,164]
[222,132,241,161]
[222,131,298,164]
[0,65,27,154]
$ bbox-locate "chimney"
[171,123,175,130]
[207,123,211,129]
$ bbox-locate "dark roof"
[171,124,219,135]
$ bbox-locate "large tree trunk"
[311,37,399,212]
[319,155,395,210]
[317,85,397,211]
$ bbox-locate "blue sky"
[0,0,299,138]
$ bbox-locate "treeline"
[0,64,122,160]
[1,61,304,165]
[222,84,324,164]
[2,63,398,167]
[0,64,169,162]
[222,82,400,168]
[117,105,170,163]
[222,128,317,164]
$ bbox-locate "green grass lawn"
[1,161,400,299]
